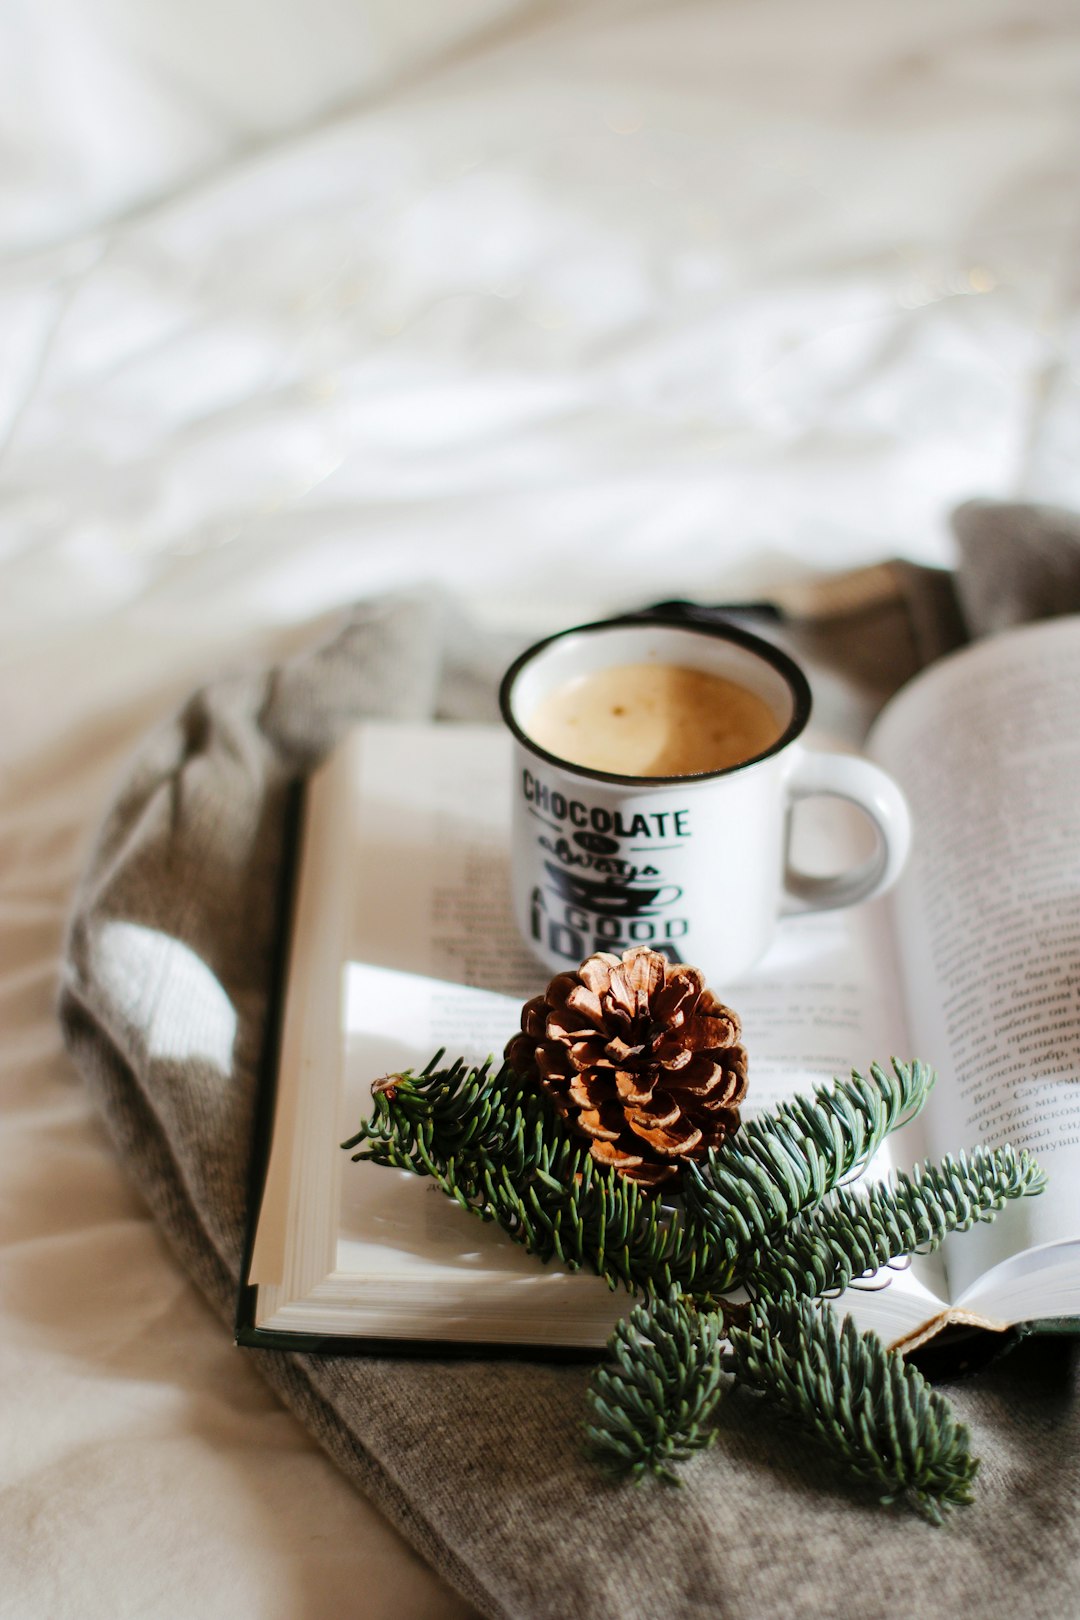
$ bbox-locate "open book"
[237,615,1080,1356]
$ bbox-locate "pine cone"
[505,945,747,1189]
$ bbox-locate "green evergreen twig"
[584,1291,727,1483]
[750,1146,1047,1304]
[727,1299,979,1524]
[344,1053,1046,1519]
[681,1060,935,1279]
[581,1142,1041,1500]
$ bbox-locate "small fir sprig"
[748,1146,1046,1304]
[728,1298,980,1524]
[583,1290,981,1522]
[585,1291,728,1484]
[343,953,1046,1523]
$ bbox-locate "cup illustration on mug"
[499,616,911,984]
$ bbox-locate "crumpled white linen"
[1,0,1079,1614]
[0,0,530,254]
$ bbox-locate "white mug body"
[500,618,911,984]
[509,739,787,981]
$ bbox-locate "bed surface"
[2,1,1078,1613]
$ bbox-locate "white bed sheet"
[2,1,1078,1613]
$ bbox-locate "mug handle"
[781,746,911,913]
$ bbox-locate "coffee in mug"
[525,662,782,777]
[498,616,911,983]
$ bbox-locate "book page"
[347,723,542,1000]
[869,618,1080,1313]
[249,750,353,1298]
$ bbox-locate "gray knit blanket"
[60,501,1080,1620]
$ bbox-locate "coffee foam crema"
[525,661,781,778]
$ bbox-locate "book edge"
[235,776,306,1344]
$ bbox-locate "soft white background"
[1,1,1078,1614]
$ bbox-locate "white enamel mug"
[498,616,911,983]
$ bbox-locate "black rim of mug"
[498,612,813,788]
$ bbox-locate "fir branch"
[344,1055,744,1295]
[681,1059,935,1273]
[728,1299,978,1524]
[343,1051,543,1184]
[584,1292,728,1483]
[344,1057,939,1299]
[750,1146,1047,1304]
[348,1050,1048,1518]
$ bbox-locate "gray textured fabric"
[60,515,1080,1620]
[953,499,1080,639]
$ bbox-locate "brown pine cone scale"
[506,945,748,1189]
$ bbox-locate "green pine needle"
[752,1145,1047,1304]
[681,1060,936,1276]
[585,1292,727,1484]
[728,1299,979,1524]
